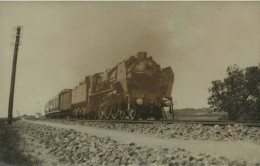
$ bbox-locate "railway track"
[52,119,260,127]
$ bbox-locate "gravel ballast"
[78,122,260,144]
[13,120,259,166]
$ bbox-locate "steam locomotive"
[44,52,174,120]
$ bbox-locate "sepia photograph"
[0,1,260,166]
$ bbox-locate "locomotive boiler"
[45,52,174,120]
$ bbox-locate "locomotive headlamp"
[136,98,143,105]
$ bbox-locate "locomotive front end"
[127,52,174,120]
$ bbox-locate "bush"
[208,64,260,120]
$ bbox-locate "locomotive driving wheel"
[105,106,111,120]
[111,105,119,120]
[128,104,137,120]
[119,108,125,120]
[98,105,105,120]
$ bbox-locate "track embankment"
[44,119,260,143]
[84,121,260,143]
[13,120,260,165]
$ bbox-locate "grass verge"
[0,119,41,166]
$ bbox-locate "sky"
[0,2,259,117]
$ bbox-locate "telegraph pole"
[8,26,22,125]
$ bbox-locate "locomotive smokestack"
[137,52,147,60]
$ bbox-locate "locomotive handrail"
[89,88,114,96]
